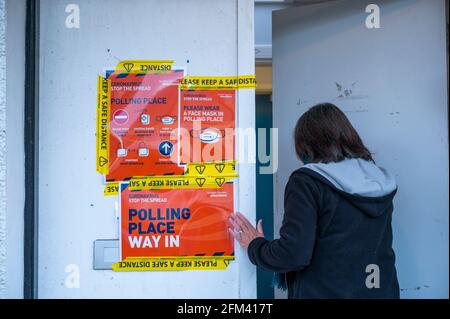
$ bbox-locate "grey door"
[273,0,448,298]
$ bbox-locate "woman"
[229,103,400,299]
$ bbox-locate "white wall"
[273,0,448,298]
[0,0,26,299]
[255,1,289,46]
[38,0,255,298]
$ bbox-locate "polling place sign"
[106,69,185,181]
[114,181,235,271]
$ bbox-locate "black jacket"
[248,166,400,299]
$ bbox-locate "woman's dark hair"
[294,103,374,163]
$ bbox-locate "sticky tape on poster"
[185,161,236,176]
[103,171,238,195]
[129,174,238,191]
[180,75,256,90]
[115,60,174,74]
[112,256,235,272]
[96,76,111,174]
[104,182,119,196]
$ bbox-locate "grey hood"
[303,158,397,198]
[302,158,397,218]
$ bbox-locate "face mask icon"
[156,115,177,125]
[138,142,149,157]
[190,128,225,144]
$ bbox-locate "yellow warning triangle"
[215,178,225,187]
[215,163,225,173]
[123,63,134,72]
[195,165,206,174]
[195,178,206,187]
[98,156,108,167]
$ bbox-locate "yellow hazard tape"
[96,76,110,174]
[104,162,237,194]
[112,256,234,272]
[115,60,174,74]
[180,75,256,90]
[129,174,237,191]
[104,181,119,196]
[185,160,236,176]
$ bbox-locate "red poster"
[107,70,185,181]
[120,182,234,259]
[180,90,235,164]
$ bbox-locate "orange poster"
[106,70,185,182]
[120,182,234,259]
[179,90,235,164]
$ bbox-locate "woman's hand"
[228,212,264,249]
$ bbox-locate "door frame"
[23,0,39,299]
[255,93,274,299]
